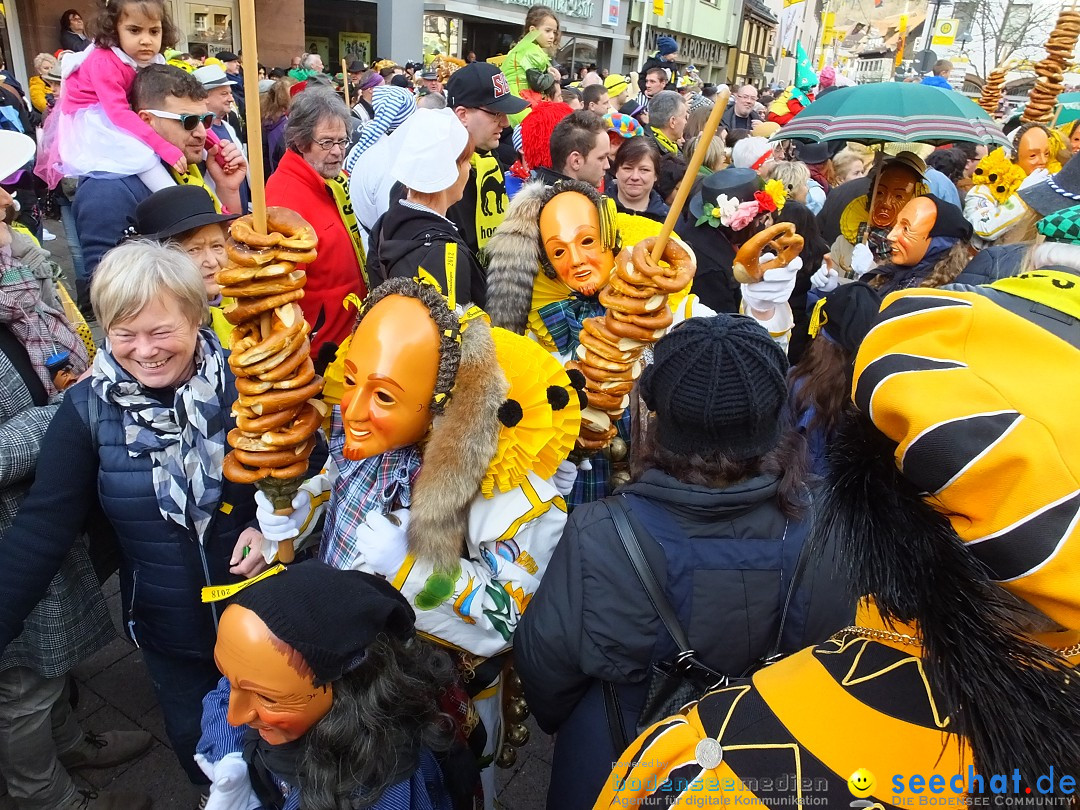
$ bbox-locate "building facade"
[624,0,740,86]
[731,0,778,86]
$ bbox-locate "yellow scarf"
[650,127,679,156]
[471,152,507,250]
[167,164,222,212]
[326,172,367,284]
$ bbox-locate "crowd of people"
[0,1,1079,809]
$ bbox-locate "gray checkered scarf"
[91,328,227,543]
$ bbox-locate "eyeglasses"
[477,108,508,122]
[736,94,757,102]
[141,109,214,131]
[313,137,350,151]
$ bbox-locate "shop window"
[184,2,234,55]
[424,14,462,59]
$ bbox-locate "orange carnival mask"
[539,191,614,297]
[888,196,937,266]
[1016,127,1051,176]
[870,165,920,229]
[340,295,441,460]
[215,605,333,745]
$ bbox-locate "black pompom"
[566,369,587,390]
[988,172,998,182]
[547,385,570,411]
[996,185,1006,194]
[576,389,589,410]
[498,400,524,428]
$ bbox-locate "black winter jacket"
[679,210,740,313]
[950,243,1027,287]
[515,469,853,809]
[367,201,486,309]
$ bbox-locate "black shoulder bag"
[602,494,809,753]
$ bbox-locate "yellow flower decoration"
[763,178,788,212]
[1048,129,1066,174]
[971,148,1027,206]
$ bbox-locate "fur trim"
[813,412,1080,788]
[484,181,548,333]
[407,318,508,571]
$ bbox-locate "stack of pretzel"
[219,208,327,491]
[979,67,1007,116]
[1022,9,1080,124]
[566,236,695,451]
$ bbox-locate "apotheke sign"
[502,0,596,18]
[629,26,728,66]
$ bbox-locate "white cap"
[389,108,469,193]
[0,132,35,182]
[192,64,236,88]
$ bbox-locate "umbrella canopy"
[1053,92,1080,127]
[771,82,1010,146]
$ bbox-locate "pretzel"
[226,239,278,267]
[235,404,303,434]
[224,452,271,484]
[230,207,318,251]
[630,237,696,293]
[599,286,666,316]
[223,289,305,325]
[586,388,629,411]
[258,402,323,447]
[582,317,647,353]
[216,262,298,289]
[732,223,804,284]
[257,342,312,383]
[575,345,635,373]
[609,305,674,331]
[579,329,637,363]
[232,436,316,470]
[231,308,306,366]
[603,312,666,342]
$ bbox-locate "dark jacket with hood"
[636,56,676,94]
[950,242,1026,286]
[515,469,853,810]
[678,209,740,313]
[367,201,486,309]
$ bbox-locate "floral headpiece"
[696,179,787,230]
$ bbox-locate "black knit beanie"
[230,560,416,687]
[639,314,789,459]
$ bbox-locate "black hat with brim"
[444,62,528,114]
[1018,153,1080,216]
[689,167,761,220]
[134,185,238,242]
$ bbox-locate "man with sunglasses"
[443,62,528,263]
[265,88,366,356]
[73,65,247,302]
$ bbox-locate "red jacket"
[265,149,366,353]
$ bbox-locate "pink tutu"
[35,102,159,188]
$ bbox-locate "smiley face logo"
[848,768,876,798]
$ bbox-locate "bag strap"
[762,520,811,664]
[604,495,693,654]
[86,389,99,449]
[602,680,628,757]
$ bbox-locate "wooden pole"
[649,87,731,264]
[238,0,267,234]
[341,58,350,108]
[863,148,884,246]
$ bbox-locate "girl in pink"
[37,0,216,188]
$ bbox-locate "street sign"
[932,18,959,45]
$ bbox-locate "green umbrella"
[772,82,1009,146]
[1052,92,1080,127]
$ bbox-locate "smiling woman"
[0,240,325,787]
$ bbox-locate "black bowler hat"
[216,51,239,63]
[793,140,830,164]
[347,60,366,74]
[689,167,762,220]
[134,185,237,241]
[445,62,528,114]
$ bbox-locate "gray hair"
[285,89,352,151]
[91,240,209,333]
[648,90,686,130]
[417,92,447,110]
[769,160,810,195]
[302,52,321,70]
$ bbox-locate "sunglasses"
[141,109,215,131]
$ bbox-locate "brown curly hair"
[788,334,854,440]
[90,0,179,51]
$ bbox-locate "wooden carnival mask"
[539,191,615,297]
[215,605,334,745]
[887,196,937,266]
[1016,126,1051,176]
[341,295,441,460]
[870,165,920,229]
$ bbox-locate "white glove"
[850,243,876,278]
[1019,167,1050,191]
[741,255,802,310]
[354,509,411,576]
[551,459,579,497]
[194,752,260,810]
[255,489,313,543]
[810,265,839,293]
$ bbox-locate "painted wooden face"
[887,196,937,266]
[215,605,334,745]
[539,192,614,297]
[870,165,920,229]
[1016,127,1050,176]
[341,295,441,460]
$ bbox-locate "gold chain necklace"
[833,626,1080,658]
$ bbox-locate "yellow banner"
[784,0,806,7]
[653,0,665,15]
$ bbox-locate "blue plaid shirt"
[320,407,422,570]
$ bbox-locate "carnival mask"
[1016,127,1051,176]
[539,191,614,297]
[887,196,936,266]
[341,295,441,460]
[215,605,334,745]
[870,165,920,229]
